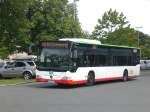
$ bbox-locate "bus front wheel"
[86,72,95,86]
[123,70,128,82]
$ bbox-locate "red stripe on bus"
[36,75,137,84]
[54,75,137,85]
[36,77,49,82]
[55,77,123,85]
[54,80,87,85]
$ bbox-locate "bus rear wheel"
[123,70,128,82]
[86,72,95,86]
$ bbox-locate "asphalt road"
[0,71,150,112]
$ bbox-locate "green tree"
[27,0,82,53]
[105,27,138,46]
[0,0,31,54]
[62,2,82,38]
[0,0,82,56]
[81,30,91,39]
[139,32,150,59]
[28,0,82,42]
[92,9,137,47]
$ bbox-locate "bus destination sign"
[41,42,68,48]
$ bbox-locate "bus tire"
[86,72,95,86]
[123,70,128,82]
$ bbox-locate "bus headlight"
[62,76,71,80]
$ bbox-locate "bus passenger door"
[94,55,107,79]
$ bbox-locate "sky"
[69,0,150,35]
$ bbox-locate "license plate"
[48,80,54,83]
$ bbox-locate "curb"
[0,81,35,87]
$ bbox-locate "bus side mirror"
[70,49,78,59]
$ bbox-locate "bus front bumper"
[54,80,87,85]
[36,77,49,82]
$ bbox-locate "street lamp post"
[72,0,79,38]
[73,0,76,21]
[135,26,142,47]
[73,0,79,21]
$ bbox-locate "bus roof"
[59,38,139,49]
[59,38,101,45]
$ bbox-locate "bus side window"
[83,56,90,66]
[81,55,94,67]
[95,55,107,66]
[77,55,85,67]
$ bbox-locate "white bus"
[35,38,140,85]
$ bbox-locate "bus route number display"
[41,42,68,48]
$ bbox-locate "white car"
[140,60,150,70]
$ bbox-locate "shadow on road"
[24,78,138,89]
[141,70,150,77]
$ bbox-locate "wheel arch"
[88,70,95,76]
[123,69,128,75]
[123,69,128,81]
[23,71,32,75]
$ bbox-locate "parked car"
[0,61,36,80]
[140,60,150,70]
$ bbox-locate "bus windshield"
[37,48,70,71]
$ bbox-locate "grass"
[0,78,35,85]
